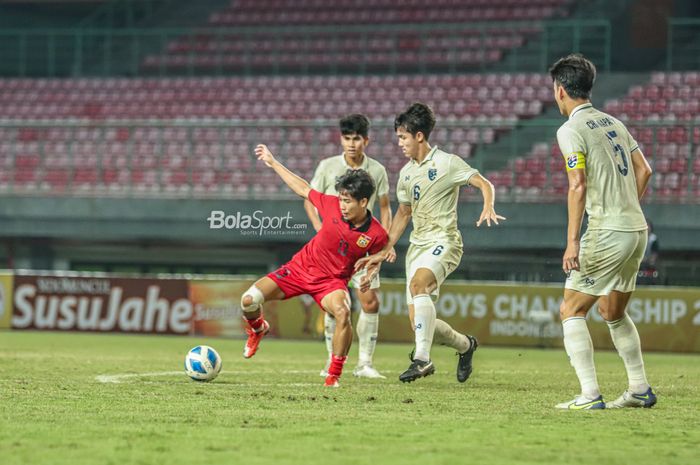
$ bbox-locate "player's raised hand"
[476,206,506,227]
[562,241,580,274]
[255,144,276,167]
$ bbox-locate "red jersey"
[294,189,388,282]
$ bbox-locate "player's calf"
[241,285,269,358]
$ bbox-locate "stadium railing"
[0,119,696,204]
[667,18,700,71]
[0,20,611,77]
[75,0,179,30]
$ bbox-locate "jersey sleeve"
[626,127,640,153]
[374,165,390,198]
[309,160,327,192]
[557,125,587,171]
[308,189,339,218]
[449,154,479,186]
[396,171,411,205]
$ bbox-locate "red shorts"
[267,259,347,310]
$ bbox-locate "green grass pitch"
[1,331,698,465]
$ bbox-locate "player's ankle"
[629,383,650,394]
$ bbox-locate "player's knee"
[241,285,264,314]
[559,301,574,320]
[332,305,351,325]
[408,279,427,297]
[596,304,610,321]
[360,293,379,313]
[559,300,586,320]
[597,305,624,322]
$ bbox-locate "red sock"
[328,354,347,377]
[246,314,265,332]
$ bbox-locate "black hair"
[394,102,436,140]
[549,53,597,100]
[335,169,375,203]
[339,114,370,137]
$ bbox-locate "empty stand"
[140,0,572,73]
[1,71,697,202]
[0,74,549,197]
[486,71,700,202]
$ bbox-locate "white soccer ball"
[184,345,222,382]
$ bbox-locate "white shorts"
[299,293,315,306]
[566,229,647,296]
[348,266,381,290]
[405,241,462,305]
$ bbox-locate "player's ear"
[363,136,370,147]
[556,84,567,102]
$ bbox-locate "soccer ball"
[184,345,222,382]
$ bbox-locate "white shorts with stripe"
[405,241,462,305]
[566,229,647,296]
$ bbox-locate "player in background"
[241,144,388,387]
[298,294,316,335]
[304,114,396,379]
[357,102,505,383]
[550,54,656,410]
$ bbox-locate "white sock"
[562,317,601,400]
[413,294,436,362]
[607,314,650,394]
[357,311,378,367]
[434,319,470,353]
[324,312,336,360]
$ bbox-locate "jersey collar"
[415,146,438,166]
[341,153,369,170]
[569,102,593,120]
[343,209,373,233]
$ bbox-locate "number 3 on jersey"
[606,130,629,176]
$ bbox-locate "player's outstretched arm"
[378,194,397,263]
[563,168,586,273]
[255,144,311,199]
[469,174,506,227]
[630,148,653,200]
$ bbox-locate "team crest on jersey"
[356,234,371,248]
[567,153,578,169]
[428,168,437,181]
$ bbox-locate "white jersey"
[396,146,478,247]
[557,103,647,232]
[310,153,389,211]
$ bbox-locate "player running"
[305,114,395,380]
[240,144,388,388]
[550,54,656,410]
[357,102,505,383]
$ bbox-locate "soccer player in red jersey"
[240,144,389,387]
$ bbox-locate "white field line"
[95,369,399,384]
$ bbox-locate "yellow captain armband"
[564,152,586,171]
